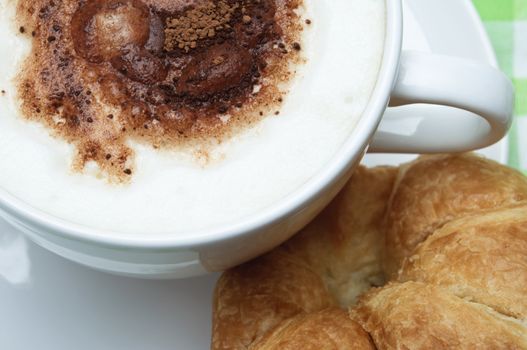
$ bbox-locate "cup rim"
[0,0,403,250]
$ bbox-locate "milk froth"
[0,0,385,235]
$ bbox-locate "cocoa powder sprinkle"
[164,1,239,53]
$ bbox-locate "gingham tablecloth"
[474,0,526,173]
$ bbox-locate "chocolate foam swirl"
[15,0,304,182]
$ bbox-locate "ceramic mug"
[0,0,513,278]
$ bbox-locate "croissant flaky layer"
[212,154,527,350]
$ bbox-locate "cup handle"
[369,51,514,153]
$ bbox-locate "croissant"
[211,154,527,349]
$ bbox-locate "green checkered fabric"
[473,0,526,174]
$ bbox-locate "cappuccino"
[0,0,385,234]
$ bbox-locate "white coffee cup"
[0,0,513,278]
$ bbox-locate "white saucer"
[0,1,507,349]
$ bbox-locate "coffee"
[0,0,385,234]
[15,0,303,181]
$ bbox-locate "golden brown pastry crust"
[285,166,398,306]
[212,154,527,349]
[212,249,333,350]
[252,308,375,350]
[350,282,527,350]
[384,154,527,277]
[397,204,527,319]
